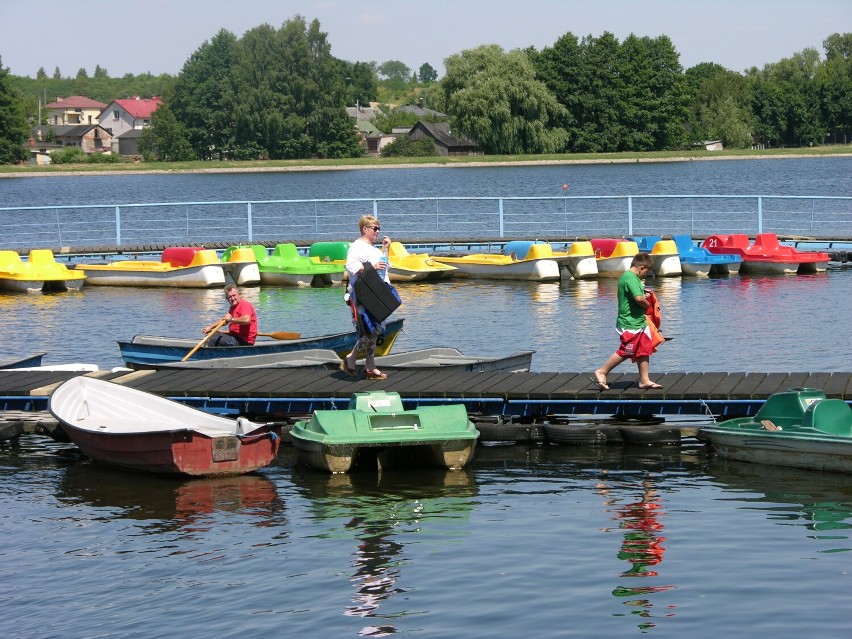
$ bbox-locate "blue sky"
[2,0,849,78]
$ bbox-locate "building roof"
[117,129,144,139]
[396,104,448,118]
[45,96,108,109]
[33,124,109,138]
[413,121,476,147]
[106,97,163,119]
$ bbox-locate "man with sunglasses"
[341,215,392,380]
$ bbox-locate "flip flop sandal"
[365,369,388,380]
[587,376,610,391]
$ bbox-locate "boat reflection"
[290,466,478,637]
[57,463,285,533]
[706,459,852,544]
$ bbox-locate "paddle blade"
[258,331,301,340]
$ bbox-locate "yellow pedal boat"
[434,243,561,281]
[0,249,85,292]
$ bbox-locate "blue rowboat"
[0,352,47,369]
[117,318,405,369]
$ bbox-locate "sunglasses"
[367,225,381,232]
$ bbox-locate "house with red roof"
[45,96,108,126]
[98,96,163,154]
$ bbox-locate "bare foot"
[638,382,663,389]
[593,369,610,391]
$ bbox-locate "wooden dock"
[1,368,849,445]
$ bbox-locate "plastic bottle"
[380,244,389,266]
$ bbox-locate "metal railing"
[0,195,849,250]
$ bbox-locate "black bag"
[353,262,401,323]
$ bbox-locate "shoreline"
[3,151,851,179]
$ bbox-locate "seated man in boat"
[202,284,258,346]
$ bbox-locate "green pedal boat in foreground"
[290,391,480,473]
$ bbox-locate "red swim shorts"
[616,327,654,362]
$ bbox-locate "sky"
[1,0,849,79]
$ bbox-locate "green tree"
[0,56,30,164]
[339,59,378,105]
[441,44,569,154]
[168,28,238,159]
[52,66,61,80]
[36,67,47,80]
[816,33,852,143]
[685,63,753,148]
[138,105,196,161]
[75,67,88,80]
[378,60,411,83]
[380,135,436,157]
[418,62,437,83]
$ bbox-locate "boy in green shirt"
[593,252,662,390]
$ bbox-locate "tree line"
[0,16,850,164]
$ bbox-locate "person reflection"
[599,474,675,630]
[343,515,404,637]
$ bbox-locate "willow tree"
[441,45,569,154]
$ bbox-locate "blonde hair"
[359,215,380,233]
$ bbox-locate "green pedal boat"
[701,388,852,473]
[290,391,480,473]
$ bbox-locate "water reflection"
[597,473,677,631]
[707,460,852,550]
[57,463,286,534]
[290,467,478,637]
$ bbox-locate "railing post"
[627,196,633,236]
[499,198,504,238]
[373,200,378,217]
[757,196,763,234]
[115,206,121,245]
[247,202,253,242]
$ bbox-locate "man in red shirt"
[202,284,258,346]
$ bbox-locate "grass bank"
[2,145,850,177]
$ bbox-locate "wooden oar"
[182,319,226,362]
[257,330,301,340]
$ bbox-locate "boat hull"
[60,424,280,476]
[77,265,226,288]
[118,317,404,368]
[257,270,343,287]
[433,257,561,281]
[223,262,261,286]
[564,256,598,279]
[595,256,633,275]
[701,429,852,474]
[651,254,682,277]
[48,376,280,476]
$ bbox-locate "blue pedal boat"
[671,235,741,276]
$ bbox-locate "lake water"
[1,159,851,639]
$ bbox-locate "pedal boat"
[701,388,852,474]
[74,247,225,288]
[118,317,404,368]
[0,249,86,292]
[221,245,261,286]
[290,391,479,473]
[633,237,682,277]
[434,243,561,281]
[672,235,741,276]
[385,242,457,282]
[590,239,639,275]
[702,233,829,275]
[251,243,345,287]
[552,241,598,279]
[49,376,280,476]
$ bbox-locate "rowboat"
[672,235,741,276]
[252,243,345,287]
[48,376,281,476]
[702,233,830,275]
[590,239,639,275]
[0,249,85,292]
[433,243,561,281]
[221,245,261,286]
[633,237,683,277]
[290,391,479,473]
[0,352,46,369]
[151,347,535,372]
[701,388,852,473]
[118,317,405,368]
[74,247,226,288]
